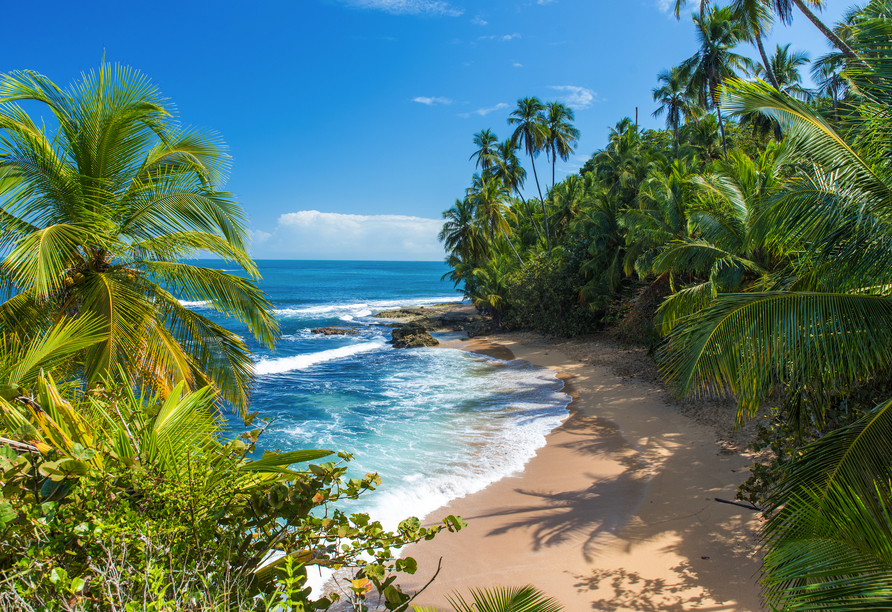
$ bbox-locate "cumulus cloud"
[458,102,509,118]
[412,96,453,105]
[549,85,598,110]
[471,15,487,25]
[337,0,463,16]
[478,33,521,41]
[250,211,444,260]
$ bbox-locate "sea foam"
[253,340,388,376]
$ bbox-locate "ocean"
[187,260,571,529]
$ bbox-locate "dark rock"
[311,326,360,336]
[390,324,439,348]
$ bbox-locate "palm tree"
[681,5,753,157]
[439,198,487,265]
[811,52,847,121]
[652,67,694,158]
[730,0,781,89]
[0,62,277,416]
[466,173,523,265]
[419,585,563,612]
[470,128,499,172]
[545,101,580,191]
[756,44,811,99]
[674,0,859,60]
[508,97,551,251]
[493,139,544,244]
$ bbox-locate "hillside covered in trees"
[440,1,892,608]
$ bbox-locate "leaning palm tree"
[681,5,753,157]
[439,197,488,265]
[544,102,579,191]
[674,0,859,60]
[508,97,551,251]
[0,62,278,416]
[492,139,543,244]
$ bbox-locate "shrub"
[504,252,606,337]
[0,374,464,611]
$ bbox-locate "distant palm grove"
[440,1,892,608]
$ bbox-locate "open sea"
[188,260,571,529]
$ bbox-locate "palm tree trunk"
[529,154,551,252]
[791,0,858,59]
[552,147,556,193]
[516,189,544,243]
[755,33,780,90]
[715,97,728,159]
[500,227,524,266]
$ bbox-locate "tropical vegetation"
[439,1,892,608]
[0,63,465,611]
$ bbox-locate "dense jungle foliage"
[440,1,892,607]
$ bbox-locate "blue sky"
[7,0,849,260]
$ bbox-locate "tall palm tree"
[674,0,859,60]
[652,67,694,158]
[492,139,543,244]
[470,128,499,172]
[0,62,277,416]
[508,97,551,251]
[681,5,753,157]
[811,52,847,121]
[730,0,781,89]
[544,101,580,191]
[466,173,523,265]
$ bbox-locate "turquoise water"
[188,260,570,527]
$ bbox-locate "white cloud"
[471,15,487,25]
[251,211,444,260]
[249,229,272,245]
[537,0,556,4]
[337,0,463,16]
[513,62,523,68]
[549,85,598,110]
[458,102,509,118]
[478,33,521,41]
[412,96,453,105]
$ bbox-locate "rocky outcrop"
[311,326,359,336]
[390,324,439,349]
[374,304,488,333]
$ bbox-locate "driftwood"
[0,436,40,454]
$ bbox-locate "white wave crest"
[253,341,386,376]
[179,300,211,308]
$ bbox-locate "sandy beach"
[401,331,764,611]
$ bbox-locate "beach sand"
[401,332,764,612]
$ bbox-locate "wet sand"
[401,334,764,611]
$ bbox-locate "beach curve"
[401,331,764,612]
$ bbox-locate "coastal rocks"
[390,324,439,349]
[374,304,487,334]
[310,326,359,336]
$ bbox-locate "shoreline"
[399,330,764,611]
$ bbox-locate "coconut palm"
[674,0,859,60]
[439,198,487,265]
[659,71,892,423]
[493,139,543,244]
[466,173,523,265]
[508,97,551,251]
[0,62,277,416]
[756,44,811,100]
[652,67,695,158]
[544,101,580,191]
[470,129,499,173]
[680,5,753,157]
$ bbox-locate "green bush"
[504,252,606,337]
[0,375,464,611]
